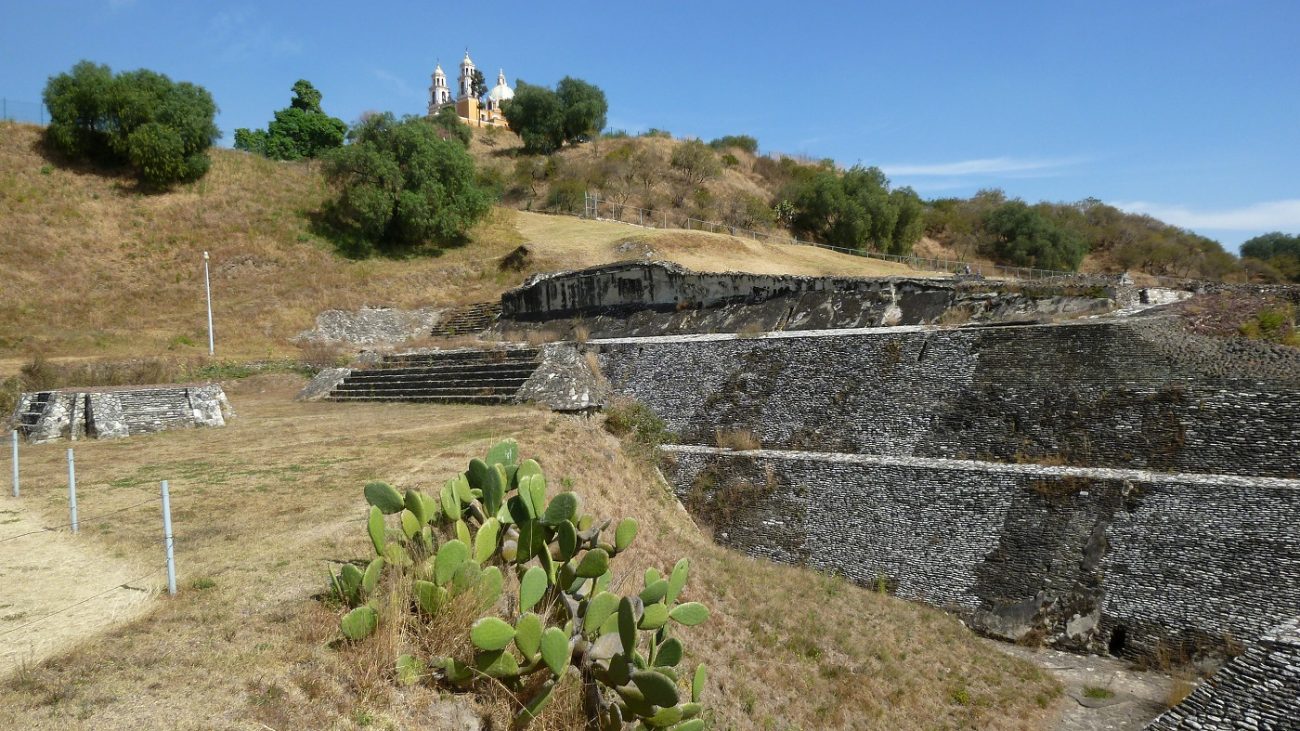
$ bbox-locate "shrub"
[322,113,493,253]
[502,77,607,154]
[545,178,587,213]
[430,105,472,146]
[1239,305,1299,346]
[328,440,709,729]
[708,135,759,154]
[670,139,721,185]
[44,60,218,188]
[782,166,924,255]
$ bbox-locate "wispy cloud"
[880,156,1084,177]
[373,69,422,102]
[207,9,303,64]
[1114,199,1300,231]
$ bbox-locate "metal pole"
[67,448,77,533]
[203,251,214,357]
[10,430,17,498]
[161,480,177,595]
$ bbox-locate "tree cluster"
[43,60,219,187]
[780,165,925,255]
[322,113,493,254]
[501,77,607,154]
[924,194,1241,278]
[234,80,346,160]
[1241,232,1300,282]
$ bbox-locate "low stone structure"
[13,384,233,443]
[1147,617,1300,729]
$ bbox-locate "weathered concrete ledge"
[14,384,233,443]
[662,445,1300,661]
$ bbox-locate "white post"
[203,251,214,357]
[66,448,77,533]
[10,430,17,498]
[161,480,177,595]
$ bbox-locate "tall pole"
[203,251,214,357]
[161,480,177,595]
[10,430,18,498]
[67,448,78,533]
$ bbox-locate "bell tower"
[428,63,450,115]
[458,51,476,100]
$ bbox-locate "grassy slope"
[0,376,1058,730]
[0,122,940,367]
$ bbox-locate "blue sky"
[2,0,1298,250]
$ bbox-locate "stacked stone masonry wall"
[1146,617,1300,730]
[665,447,1300,660]
[598,320,1300,478]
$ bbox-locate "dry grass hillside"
[0,122,939,367]
[0,375,1059,730]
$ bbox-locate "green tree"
[323,113,493,254]
[555,76,608,144]
[470,69,488,101]
[982,201,1088,271]
[503,77,607,153]
[670,139,721,185]
[43,60,218,187]
[1241,232,1300,281]
[501,80,565,154]
[430,104,472,146]
[782,165,923,254]
[234,80,346,160]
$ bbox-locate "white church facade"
[428,51,513,129]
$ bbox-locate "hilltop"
[0,122,926,365]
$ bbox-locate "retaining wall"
[1146,617,1300,730]
[597,320,1300,478]
[665,447,1300,660]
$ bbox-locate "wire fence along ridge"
[0,98,46,125]
[579,192,1191,286]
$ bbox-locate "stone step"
[331,386,522,398]
[381,349,539,368]
[351,362,539,378]
[334,380,530,394]
[328,394,512,404]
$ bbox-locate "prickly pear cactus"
[330,439,710,729]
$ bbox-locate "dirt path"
[990,641,1182,731]
[0,505,159,678]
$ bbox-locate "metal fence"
[1,98,47,125]
[581,192,1111,283]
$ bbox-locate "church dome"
[487,70,514,103]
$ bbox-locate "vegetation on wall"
[43,60,219,188]
[233,79,346,160]
[322,113,493,255]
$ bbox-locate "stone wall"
[499,261,1123,337]
[597,320,1300,478]
[665,446,1300,661]
[16,385,233,443]
[1146,617,1300,729]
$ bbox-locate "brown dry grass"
[0,375,1058,729]
[1,122,950,368]
[513,213,944,278]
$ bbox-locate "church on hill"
[427,51,513,130]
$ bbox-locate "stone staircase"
[327,348,541,405]
[14,392,53,437]
[430,302,502,337]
